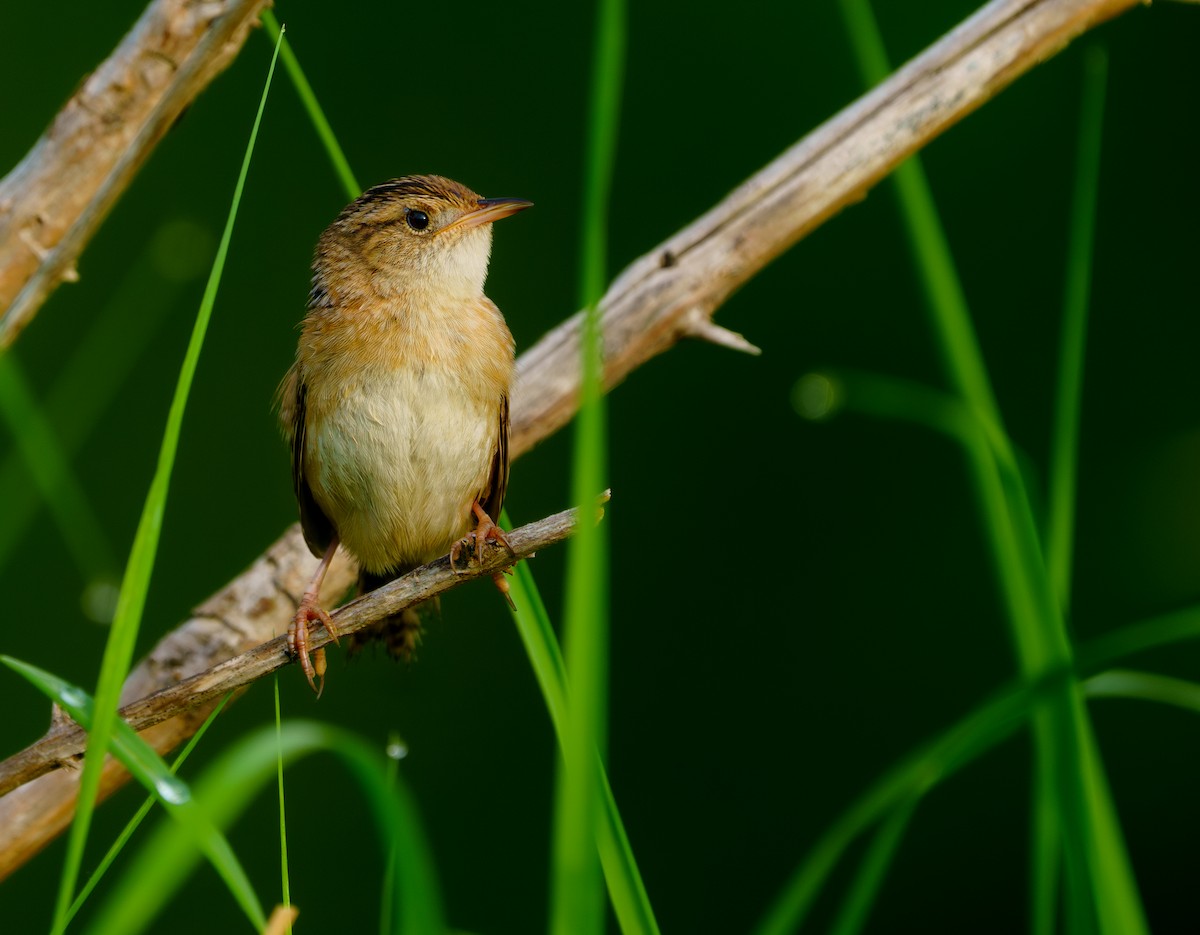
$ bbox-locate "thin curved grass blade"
[85,721,443,935]
[46,30,285,934]
[1,657,264,930]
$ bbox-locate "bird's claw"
[491,572,516,610]
[450,506,513,574]
[288,595,340,696]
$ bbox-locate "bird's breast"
[299,296,512,573]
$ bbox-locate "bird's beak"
[445,197,534,232]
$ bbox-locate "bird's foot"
[288,595,340,696]
[450,503,513,573]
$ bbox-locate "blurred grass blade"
[260,10,360,199]
[64,692,232,925]
[838,0,1000,428]
[379,732,407,935]
[504,541,660,935]
[551,0,624,931]
[754,673,1039,935]
[48,32,284,933]
[0,220,211,580]
[0,352,115,580]
[797,369,1039,637]
[1080,604,1200,667]
[86,722,443,935]
[1035,47,1111,922]
[1085,669,1200,713]
[1030,755,1061,935]
[595,767,659,935]
[838,3,1145,931]
[755,596,1200,935]
[803,367,1148,931]
[1045,47,1108,615]
[1,658,264,929]
[502,538,569,731]
[828,798,919,935]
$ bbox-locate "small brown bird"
[278,175,532,693]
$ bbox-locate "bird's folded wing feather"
[278,364,336,559]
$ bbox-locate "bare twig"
[0,0,1174,882]
[0,0,271,346]
[0,501,597,798]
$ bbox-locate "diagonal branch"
[510,0,1148,454]
[0,0,1182,883]
[0,501,600,797]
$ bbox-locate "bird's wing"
[481,393,510,523]
[279,364,336,558]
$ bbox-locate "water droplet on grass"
[155,775,191,805]
[58,687,89,710]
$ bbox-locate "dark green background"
[2,1,1198,931]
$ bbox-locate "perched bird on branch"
[277,174,532,693]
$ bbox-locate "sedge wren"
[277,175,532,693]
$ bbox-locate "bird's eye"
[406,209,430,231]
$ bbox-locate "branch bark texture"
[0,0,1163,883]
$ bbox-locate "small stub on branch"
[684,308,762,356]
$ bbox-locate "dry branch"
[0,0,1172,884]
[511,0,1145,453]
[0,502,596,797]
[0,0,271,346]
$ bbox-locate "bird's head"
[318,174,532,301]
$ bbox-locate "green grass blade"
[504,513,660,935]
[379,732,407,935]
[797,366,1071,927]
[86,721,443,935]
[1085,669,1200,712]
[828,797,919,935]
[799,367,1147,931]
[550,0,624,931]
[1030,754,1061,935]
[1,658,265,930]
[838,3,1144,929]
[799,371,1190,671]
[1079,604,1200,666]
[795,370,1037,629]
[502,532,568,728]
[260,10,360,199]
[0,220,209,581]
[274,677,292,932]
[47,32,284,933]
[593,766,659,935]
[754,674,1038,935]
[64,692,231,925]
[755,596,1200,935]
[0,352,115,580]
[838,0,1001,429]
[1045,47,1108,615]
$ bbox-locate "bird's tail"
[348,566,432,660]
